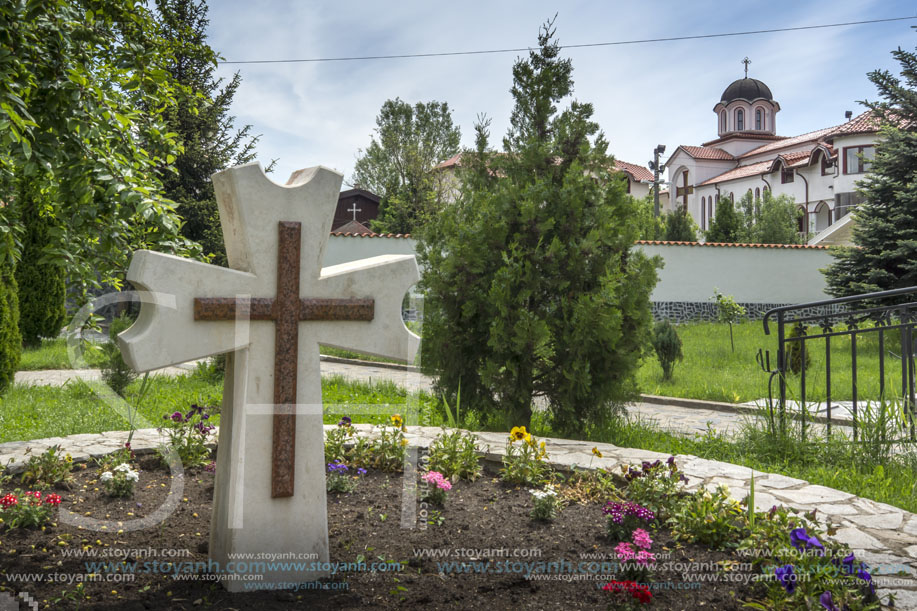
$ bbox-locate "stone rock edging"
[1,425,915,608]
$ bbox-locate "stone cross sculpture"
[118,163,419,590]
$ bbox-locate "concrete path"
[0,424,915,608]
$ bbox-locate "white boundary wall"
[324,235,835,306]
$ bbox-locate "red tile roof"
[677,146,735,160]
[614,159,654,183]
[698,160,772,186]
[738,125,841,159]
[329,231,412,239]
[333,220,373,235]
[829,110,882,136]
[434,153,463,170]
[636,240,828,250]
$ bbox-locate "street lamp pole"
[648,144,666,217]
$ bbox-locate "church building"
[664,66,879,245]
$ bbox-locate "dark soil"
[0,456,764,610]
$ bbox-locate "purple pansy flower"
[775,564,796,594]
[819,591,839,611]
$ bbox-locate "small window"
[736,109,744,131]
[755,187,761,200]
[701,196,706,229]
[721,111,726,132]
[821,153,832,176]
[781,165,795,184]
[844,146,875,175]
[755,108,762,130]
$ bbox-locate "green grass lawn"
[0,369,436,444]
[637,320,906,404]
[18,338,108,370]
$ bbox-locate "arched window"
[721,111,727,132]
[709,196,714,220]
[755,108,763,130]
[735,109,745,131]
[755,187,761,200]
[701,196,706,229]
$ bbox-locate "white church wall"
[833,133,878,194]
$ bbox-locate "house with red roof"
[433,153,663,205]
[664,73,880,245]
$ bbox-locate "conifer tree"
[155,0,264,265]
[418,20,660,436]
[705,195,742,243]
[824,46,917,297]
[0,231,22,393]
[15,181,67,347]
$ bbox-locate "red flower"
[44,494,62,506]
[602,581,652,604]
[0,493,18,508]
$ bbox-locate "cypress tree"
[0,231,22,393]
[15,182,67,347]
[705,195,742,243]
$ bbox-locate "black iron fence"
[758,286,917,441]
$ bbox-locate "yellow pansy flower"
[509,426,528,443]
[591,447,603,458]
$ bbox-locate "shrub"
[101,313,138,397]
[500,426,550,486]
[651,320,683,381]
[20,445,73,489]
[787,323,811,375]
[427,428,482,481]
[0,231,21,394]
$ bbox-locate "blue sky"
[206,1,916,186]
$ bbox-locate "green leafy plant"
[326,460,365,493]
[621,456,687,519]
[0,489,62,529]
[325,416,355,464]
[349,415,407,472]
[99,463,140,498]
[500,426,550,486]
[652,320,683,381]
[712,288,745,352]
[95,443,136,474]
[101,313,139,397]
[530,484,563,521]
[157,404,215,468]
[603,501,656,541]
[20,445,73,489]
[669,484,744,548]
[427,428,482,481]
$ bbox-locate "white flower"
[531,487,556,500]
[125,472,139,482]
[100,472,113,482]
[114,463,132,473]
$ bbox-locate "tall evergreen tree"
[155,0,264,265]
[824,46,917,297]
[0,230,21,393]
[418,20,660,436]
[663,206,698,242]
[15,180,66,346]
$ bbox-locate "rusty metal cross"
[193,221,373,498]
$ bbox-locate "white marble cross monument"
[118,163,419,590]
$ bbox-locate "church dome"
[720,78,774,103]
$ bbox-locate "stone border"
[1,426,914,607]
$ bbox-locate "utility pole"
[648,144,666,217]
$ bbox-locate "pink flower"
[632,528,653,550]
[438,479,452,491]
[635,550,656,566]
[614,542,635,561]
